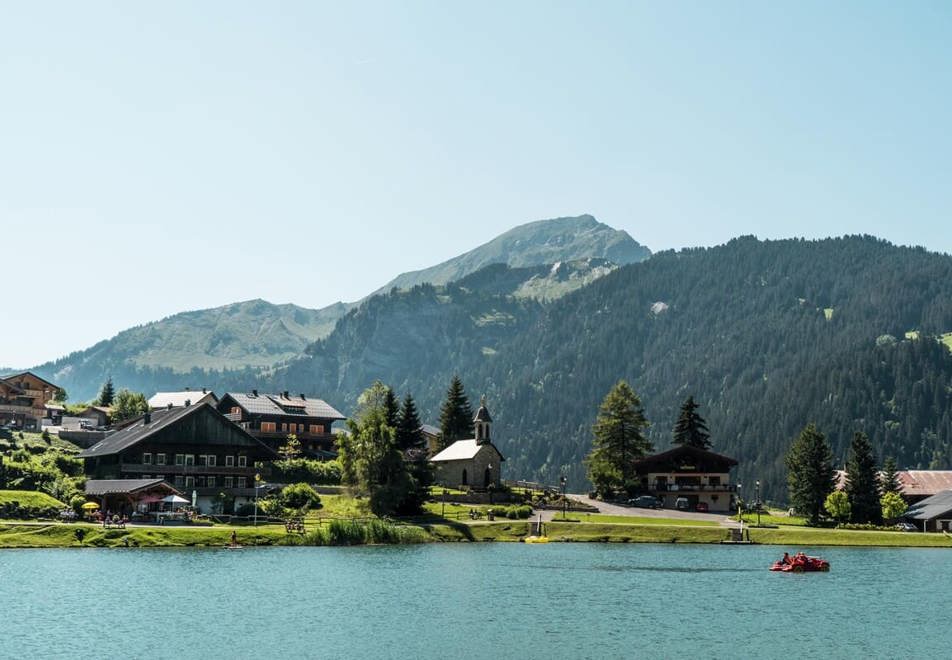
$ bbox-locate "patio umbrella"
[192,490,198,509]
[161,494,190,511]
[81,502,99,510]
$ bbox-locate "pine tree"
[785,423,837,525]
[845,431,881,523]
[439,376,474,447]
[383,386,400,429]
[671,395,712,449]
[585,380,652,496]
[396,393,424,451]
[97,377,115,407]
[880,456,901,495]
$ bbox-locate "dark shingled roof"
[903,490,952,521]
[85,479,181,496]
[224,392,345,420]
[78,403,270,459]
[632,444,739,470]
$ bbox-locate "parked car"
[628,496,661,509]
[895,522,918,532]
[695,502,709,513]
[675,497,690,511]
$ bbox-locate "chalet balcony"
[250,430,335,442]
[0,403,38,415]
[650,484,737,493]
[120,463,258,477]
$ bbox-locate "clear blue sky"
[2,1,950,367]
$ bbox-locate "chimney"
[283,391,289,399]
[167,403,173,411]
[252,389,258,397]
[185,386,190,391]
[202,387,207,394]
[143,412,152,425]
[300,393,306,400]
[185,399,191,407]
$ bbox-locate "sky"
[2,1,951,367]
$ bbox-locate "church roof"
[430,439,504,462]
[473,395,492,422]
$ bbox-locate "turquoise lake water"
[2,543,949,659]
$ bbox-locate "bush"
[277,483,322,511]
[269,459,342,485]
[488,505,533,520]
[836,522,903,532]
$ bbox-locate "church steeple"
[473,395,492,444]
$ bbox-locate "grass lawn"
[748,525,952,547]
[0,522,290,548]
[0,431,81,453]
[304,493,373,520]
[0,490,65,509]
[567,513,718,526]
[941,332,952,352]
[547,522,726,543]
[736,513,808,527]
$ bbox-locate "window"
[198,455,207,467]
[238,456,247,467]
[174,476,184,487]
[225,455,234,467]
[281,423,288,432]
[185,454,195,466]
[230,406,241,416]
[708,476,721,487]
[309,424,323,434]
[142,452,152,465]
[197,476,206,488]
[207,455,216,467]
[154,474,164,480]
[260,422,276,433]
[224,477,233,488]
[156,453,166,465]
[185,476,194,488]
[237,477,247,488]
[175,454,184,466]
[207,476,215,488]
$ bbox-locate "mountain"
[30,215,641,401]
[263,236,952,500]
[34,300,346,401]
[372,214,650,295]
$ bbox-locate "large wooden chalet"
[78,402,275,513]
[0,371,61,431]
[633,445,739,513]
[217,390,345,456]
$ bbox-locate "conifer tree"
[97,377,115,407]
[671,396,712,450]
[585,380,652,496]
[383,386,400,429]
[439,376,473,447]
[785,423,836,525]
[880,456,901,495]
[396,393,424,451]
[845,431,881,523]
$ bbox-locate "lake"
[2,543,949,659]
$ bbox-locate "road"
[552,494,739,526]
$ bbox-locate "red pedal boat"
[770,552,830,573]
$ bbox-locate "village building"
[0,371,62,430]
[78,402,275,513]
[148,389,218,410]
[217,390,345,457]
[78,406,111,428]
[84,478,184,520]
[835,469,952,505]
[632,445,739,513]
[430,397,504,489]
[902,490,952,532]
[420,424,442,456]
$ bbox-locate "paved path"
[565,494,739,527]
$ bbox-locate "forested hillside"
[265,235,952,500]
[470,236,952,498]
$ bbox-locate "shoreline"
[1,520,950,549]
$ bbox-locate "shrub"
[277,483,322,511]
[269,459,342,485]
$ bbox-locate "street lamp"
[737,483,743,539]
[755,480,761,527]
[253,473,262,527]
[488,464,494,504]
[560,475,567,520]
[441,489,448,517]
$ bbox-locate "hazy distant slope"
[34,299,345,400]
[373,215,650,295]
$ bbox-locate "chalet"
[430,397,504,489]
[84,478,184,519]
[420,424,442,456]
[149,389,218,410]
[78,406,111,428]
[632,445,739,513]
[0,371,62,430]
[217,390,345,457]
[78,402,275,513]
